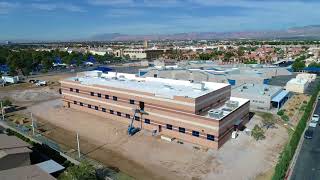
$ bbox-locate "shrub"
[58,160,97,180]
[281,115,289,122]
[277,110,284,116]
[251,125,265,141]
[2,98,12,107]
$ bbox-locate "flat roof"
[272,90,290,102]
[232,84,283,97]
[36,160,64,174]
[68,71,230,99]
[204,97,249,120]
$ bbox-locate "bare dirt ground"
[282,94,310,126]
[27,99,289,180]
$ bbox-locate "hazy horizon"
[0,0,320,41]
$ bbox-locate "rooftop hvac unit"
[226,100,239,109]
[192,83,205,91]
[208,109,224,119]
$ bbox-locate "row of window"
[72,100,214,141]
[70,88,144,109]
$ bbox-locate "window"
[166,124,172,130]
[105,95,109,99]
[95,106,99,110]
[130,99,135,104]
[88,104,91,108]
[139,101,145,110]
[80,102,83,106]
[90,92,94,96]
[134,116,140,121]
[154,74,158,78]
[207,134,215,141]
[117,112,121,116]
[179,127,185,133]
[102,108,106,112]
[110,110,114,114]
[70,88,73,92]
[98,93,101,98]
[113,96,117,101]
[192,131,200,137]
[76,89,79,93]
[73,101,77,104]
[144,119,150,124]
[126,114,130,119]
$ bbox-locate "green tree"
[58,161,96,180]
[261,113,276,129]
[292,61,305,72]
[251,125,265,141]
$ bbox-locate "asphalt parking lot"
[291,100,320,180]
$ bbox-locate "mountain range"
[90,25,320,41]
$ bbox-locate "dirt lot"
[26,99,289,180]
[282,94,310,126]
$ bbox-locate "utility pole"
[31,113,36,136]
[1,101,4,121]
[76,132,81,159]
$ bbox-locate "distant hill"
[90,25,320,41]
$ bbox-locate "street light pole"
[76,132,81,159]
[0,101,4,121]
[31,113,35,136]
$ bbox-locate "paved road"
[291,100,320,180]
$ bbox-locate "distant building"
[0,165,56,180]
[143,40,148,49]
[0,134,32,171]
[123,49,146,59]
[232,84,290,110]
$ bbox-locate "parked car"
[312,114,319,122]
[304,129,314,139]
[35,80,47,86]
[309,120,317,128]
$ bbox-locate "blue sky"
[0,0,319,40]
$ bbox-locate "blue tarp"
[303,67,320,72]
[272,90,289,103]
[0,64,9,73]
[54,57,62,64]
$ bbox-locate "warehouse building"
[232,84,290,110]
[60,71,250,149]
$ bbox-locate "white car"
[312,114,319,122]
[309,120,318,128]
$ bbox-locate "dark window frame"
[166,124,173,130]
[117,112,122,116]
[76,89,79,93]
[70,88,73,92]
[134,116,140,121]
[73,101,77,104]
[88,104,92,108]
[105,95,109,99]
[113,96,118,101]
[129,99,135,104]
[144,119,150,124]
[126,114,130,119]
[80,102,83,106]
[90,92,94,96]
[97,93,101,98]
[102,108,106,112]
[95,106,99,110]
[110,110,114,114]
[207,134,215,141]
[179,127,185,133]
[192,131,200,137]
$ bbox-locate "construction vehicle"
[128,109,141,136]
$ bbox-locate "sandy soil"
[28,99,289,180]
